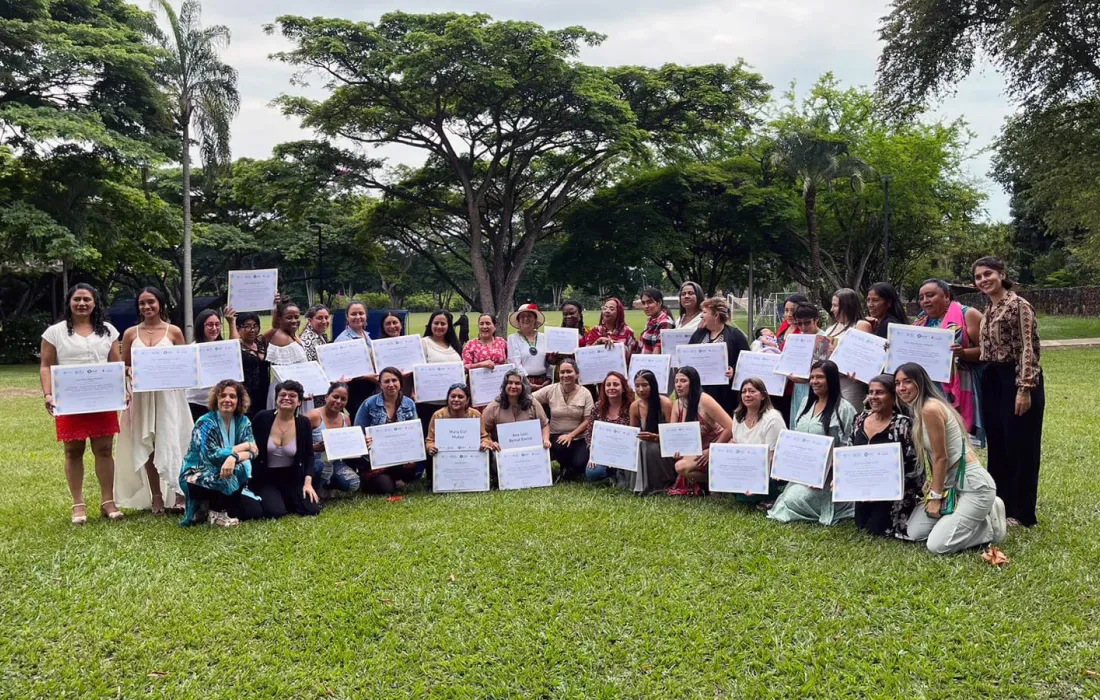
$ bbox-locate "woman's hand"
[925,497,942,519]
[490,441,501,452]
[365,435,373,448]
[480,440,493,452]
[224,307,237,323]
[1015,391,1032,416]
[598,337,615,348]
[479,360,495,369]
[303,483,319,504]
[724,366,734,379]
[556,434,574,447]
[637,431,659,442]
[219,457,235,479]
[543,439,552,449]
[428,445,439,456]
[43,393,55,416]
[694,449,710,469]
[950,343,964,359]
[313,441,325,453]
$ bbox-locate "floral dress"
[846,411,925,538]
[462,337,508,369]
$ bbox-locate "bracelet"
[232,453,241,463]
[927,489,944,501]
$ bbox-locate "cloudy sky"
[194,0,1013,221]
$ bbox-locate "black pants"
[241,468,321,520]
[981,362,1045,526]
[186,483,249,516]
[550,436,590,480]
[350,458,417,495]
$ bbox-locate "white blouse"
[420,336,462,364]
[42,321,119,366]
[506,331,549,378]
[731,408,786,451]
[676,313,703,331]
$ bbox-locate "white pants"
[906,464,997,554]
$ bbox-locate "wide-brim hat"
[508,303,545,330]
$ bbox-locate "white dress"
[266,340,309,409]
[676,314,703,331]
[823,323,868,409]
[115,332,194,509]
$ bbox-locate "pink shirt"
[462,337,508,369]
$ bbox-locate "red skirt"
[55,411,120,442]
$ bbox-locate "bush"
[330,292,394,310]
[0,312,51,364]
[405,292,436,312]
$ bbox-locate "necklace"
[745,411,760,428]
[522,332,538,356]
[272,414,295,446]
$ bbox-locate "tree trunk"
[181,119,195,342]
[804,183,828,307]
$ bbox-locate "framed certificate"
[469,363,514,407]
[731,351,787,397]
[832,443,904,502]
[197,339,244,387]
[434,417,482,452]
[773,333,821,379]
[544,327,580,354]
[368,419,426,468]
[589,421,641,471]
[659,421,703,458]
[272,361,331,398]
[770,429,834,488]
[575,343,628,386]
[829,328,888,384]
[413,362,466,403]
[227,268,278,313]
[131,345,199,392]
[433,450,491,493]
[496,446,553,490]
[316,339,376,381]
[628,353,672,393]
[708,443,770,495]
[660,328,694,357]
[675,343,728,386]
[322,426,369,461]
[884,324,955,384]
[51,362,127,416]
[496,419,543,450]
[372,335,426,374]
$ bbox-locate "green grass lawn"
[2,351,1098,697]
[1035,314,1100,341]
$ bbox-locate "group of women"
[39,256,1042,554]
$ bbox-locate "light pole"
[881,174,892,282]
[310,218,323,306]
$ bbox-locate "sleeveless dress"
[115,333,195,509]
[266,340,309,410]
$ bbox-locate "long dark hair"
[135,286,170,322]
[635,369,664,433]
[867,373,905,416]
[971,255,1014,290]
[63,283,110,337]
[497,369,533,410]
[423,310,461,354]
[597,371,635,417]
[798,360,842,431]
[641,287,666,312]
[194,309,221,343]
[831,288,863,328]
[870,282,908,324]
[733,377,774,422]
[675,366,703,423]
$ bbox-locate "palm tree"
[152,0,239,341]
[770,130,871,302]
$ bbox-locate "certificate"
[675,343,728,386]
[227,268,277,313]
[322,426,368,461]
[832,443,903,502]
[131,344,199,392]
[372,335,426,374]
[272,361,331,397]
[629,353,671,392]
[497,419,544,450]
[773,333,823,379]
[589,421,641,471]
[659,421,703,457]
[316,339,375,381]
[197,340,244,387]
[496,446,553,490]
[545,327,580,354]
[708,443,770,495]
[413,362,466,403]
[575,343,628,386]
[434,417,482,452]
[770,429,834,488]
[660,328,694,357]
[732,351,787,396]
[884,324,955,383]
[51,362,127,416]
[830,328,888,384]
[469,363,514,406]
[368,419,426,468]
[433,450,491,493]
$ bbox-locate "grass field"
[1,350,1098,697]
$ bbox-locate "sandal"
[71,503,87,526]
[207,510,240,528]
[100,500,124,521]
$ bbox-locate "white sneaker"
[207,510,240,528]
[990,497,1007,543]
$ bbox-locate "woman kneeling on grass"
[179,380,258,527]
[895,363,1007,554]
[307,382,361,498]
[425,383,493,488]
[666,366,733,497]
[246,380,322,520]
[628,369,676,495]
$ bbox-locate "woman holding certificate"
[785,303,831,423]
[666,366,733,497]
[863,282,909,339]
[533,359,594,481]
[40,283,126,523]
[332,301,376,419]
[775,294,809,349]
[462,314,508,371]
[729,378,787,506]
[582,298,639,364]
[628,370,676,494]
[186,309,240,422]
[676,282,705,331]
[178,379,258,527]
[266,299,310,410]
[506,304,551,389]
[973,256,1045,528]
[355,367,420,494]
[846,374,925,538]
[418,310,465,432]
[768,360,857,525]
[425,384,493,489]
[116,287,193,514]
[824,289,868,408]
[686,297,750,413]
[638,288,676,354]
[236,312,270,419]
[895,363,1007,552]
[307,382,361,496]
[584,371,634,484]
[481,370,551,450]
[244,380,322,519]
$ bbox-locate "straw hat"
[508,303,546,330]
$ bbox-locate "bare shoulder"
[168,325,186,344]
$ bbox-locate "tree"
[268,12,769,327]
[151,0,239,340]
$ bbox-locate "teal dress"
[178,411,258,525]
[767,396,857,526]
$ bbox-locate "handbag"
[940,430,968,516]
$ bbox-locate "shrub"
[0,312,51,364]
[405,292,436,312]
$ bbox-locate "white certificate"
[272,361,331,398]
[884,324,955,383]
[732,351,787,396]
[433,450,491,493]
[131,344,199,392]
[497,419,544,450]
[629,353,672,392]
[659,421,703,457]
[51,362,127,416]
[589,421,641,471]
[544,327,580,354]
[708,443,770,495]
[197,339,244,387]
[469,363,514,406]
[434,417,482,452]
[227,268,278,313]
[773,333,821,379]
[368,419,426,468]
[496,446,553,490]
[322,426,368,461]
[830,328,888,384]
[675,343,728,385]
[575,343,628,386]
[660,328,695,357]
[316,339,375,381]
[832,443,904,502]
[770,429,834,488]
[413,362,466,403]
[372,335,426,374]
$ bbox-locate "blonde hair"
[896,363,969,467]
[701,297,730,323]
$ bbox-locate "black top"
[250,410,313,485]
[874,315,907,340]
[687,324,750,413]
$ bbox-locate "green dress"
[767,396,857,526]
